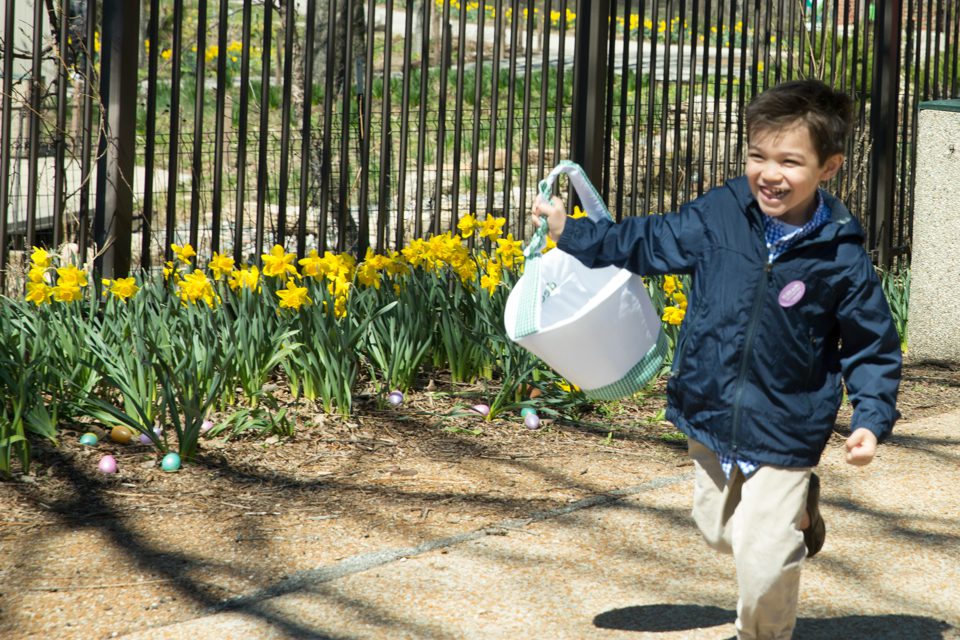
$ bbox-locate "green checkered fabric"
[581,332,668,400]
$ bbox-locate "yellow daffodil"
[208,251,235,280]
[495,233,524,269]
[276,280,311,310]
[663,275,682,295]
[56,264,88,288]
[28,266,47,283]
[261,244,299,280]
[229,265,261,292]
[171,243,196,264]
[672,291,688,311]
[299,249,324,279]
[103,277,139,302]
[479,216,506,240]
[457,213,479,238]
[178,269,217,306]
[662,306,685,325]
[356,261,382,289]
[30,246,51,268]
[25,281,52,305]
[52,284,83,303]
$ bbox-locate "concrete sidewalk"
[120,410,960,640]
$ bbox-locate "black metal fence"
[0,0,957,287]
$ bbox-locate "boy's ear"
[820,153,844,181]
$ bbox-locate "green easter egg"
[161,452,181,472]
[520,407,537,418]
[79,432,99,446]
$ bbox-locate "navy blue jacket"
[557,176,901,467]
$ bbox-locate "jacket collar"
[725,175,865,246]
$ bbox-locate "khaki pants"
[688,439,811,640]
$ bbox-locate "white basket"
[503,161,666,400]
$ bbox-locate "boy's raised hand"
[530,194,568,242]
[844,428,878,466]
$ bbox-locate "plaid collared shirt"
[720,191,832,481]
[762,190,832,263]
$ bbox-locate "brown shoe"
[804,472,826,557]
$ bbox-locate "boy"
[530,79,901,639]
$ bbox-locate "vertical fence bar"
[571,0,609,192]
[188,0,207,249]
[0,0,14,286]
[536,0,552,194]
[642,0,659,214]
[337,0,356,251]
[669,0,687,212]
[867,0,902,266]
[553,0,567,172]
[486,0,503,213]
[451,0,468,227]
[414,0,430,238]
[614,0,632,220]
[601,0,616,203]
[695,0,709,197]
[211,0,229,256]
[396,3,413,247]
[256,0,273,256]
[503,0,520,228]
[277,0,295,248]
[94,0,139,277]
[24,0,44,249]
[899,0,918,257]
[298,0,317,257]
[657,0,673,211]
[468,0,485,218]
[52,0,69,249]
[356,0,375,254]
[165,0,184,261]
[432,0,451,235]
[629,0,645,216]
[233,0,253,263]
[375,0,393,253]
[684,0,701,204]
[141,0,160,269]
[517,0,536,233]
[318,0,337,251]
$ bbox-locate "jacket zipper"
[730,261,771,453]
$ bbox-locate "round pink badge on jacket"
[778,280,806,308]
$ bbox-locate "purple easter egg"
[524,413,541,430]
[472,404,490,417]
[387,390,404,406]
[139,433,153,445]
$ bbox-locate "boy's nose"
[760,161,782,181]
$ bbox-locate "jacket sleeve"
[555,198,709,276]
[836,252,902,442]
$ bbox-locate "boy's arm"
[836,254,902,451]
[546,198,709,276]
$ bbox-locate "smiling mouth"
[760,186,789,200]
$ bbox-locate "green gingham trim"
[581,331,669,401]
[513,240,542,338]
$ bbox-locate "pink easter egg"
[98,455,118,474]
[471,404,490,417]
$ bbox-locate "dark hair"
[745,79,853,165]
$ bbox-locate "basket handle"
[525,161,613,258]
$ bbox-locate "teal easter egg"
[161,452,181,472]
[520,407,537,418]
[79,432,98,446]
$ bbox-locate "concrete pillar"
[907,100,960,363]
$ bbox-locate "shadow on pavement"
[594,604,954,638]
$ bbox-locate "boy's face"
[746,123,843,227]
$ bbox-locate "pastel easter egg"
[471,403,490,417]
[387,390,404,406]
[98,455,118,474]
[520,407,537,418]
[109,425,133,444]
[79,432,98,446]
[138,433,153,446]
[161,452,181,472]
[524,413,541,430]
[200,420,214,434]
[153,425,163,437]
